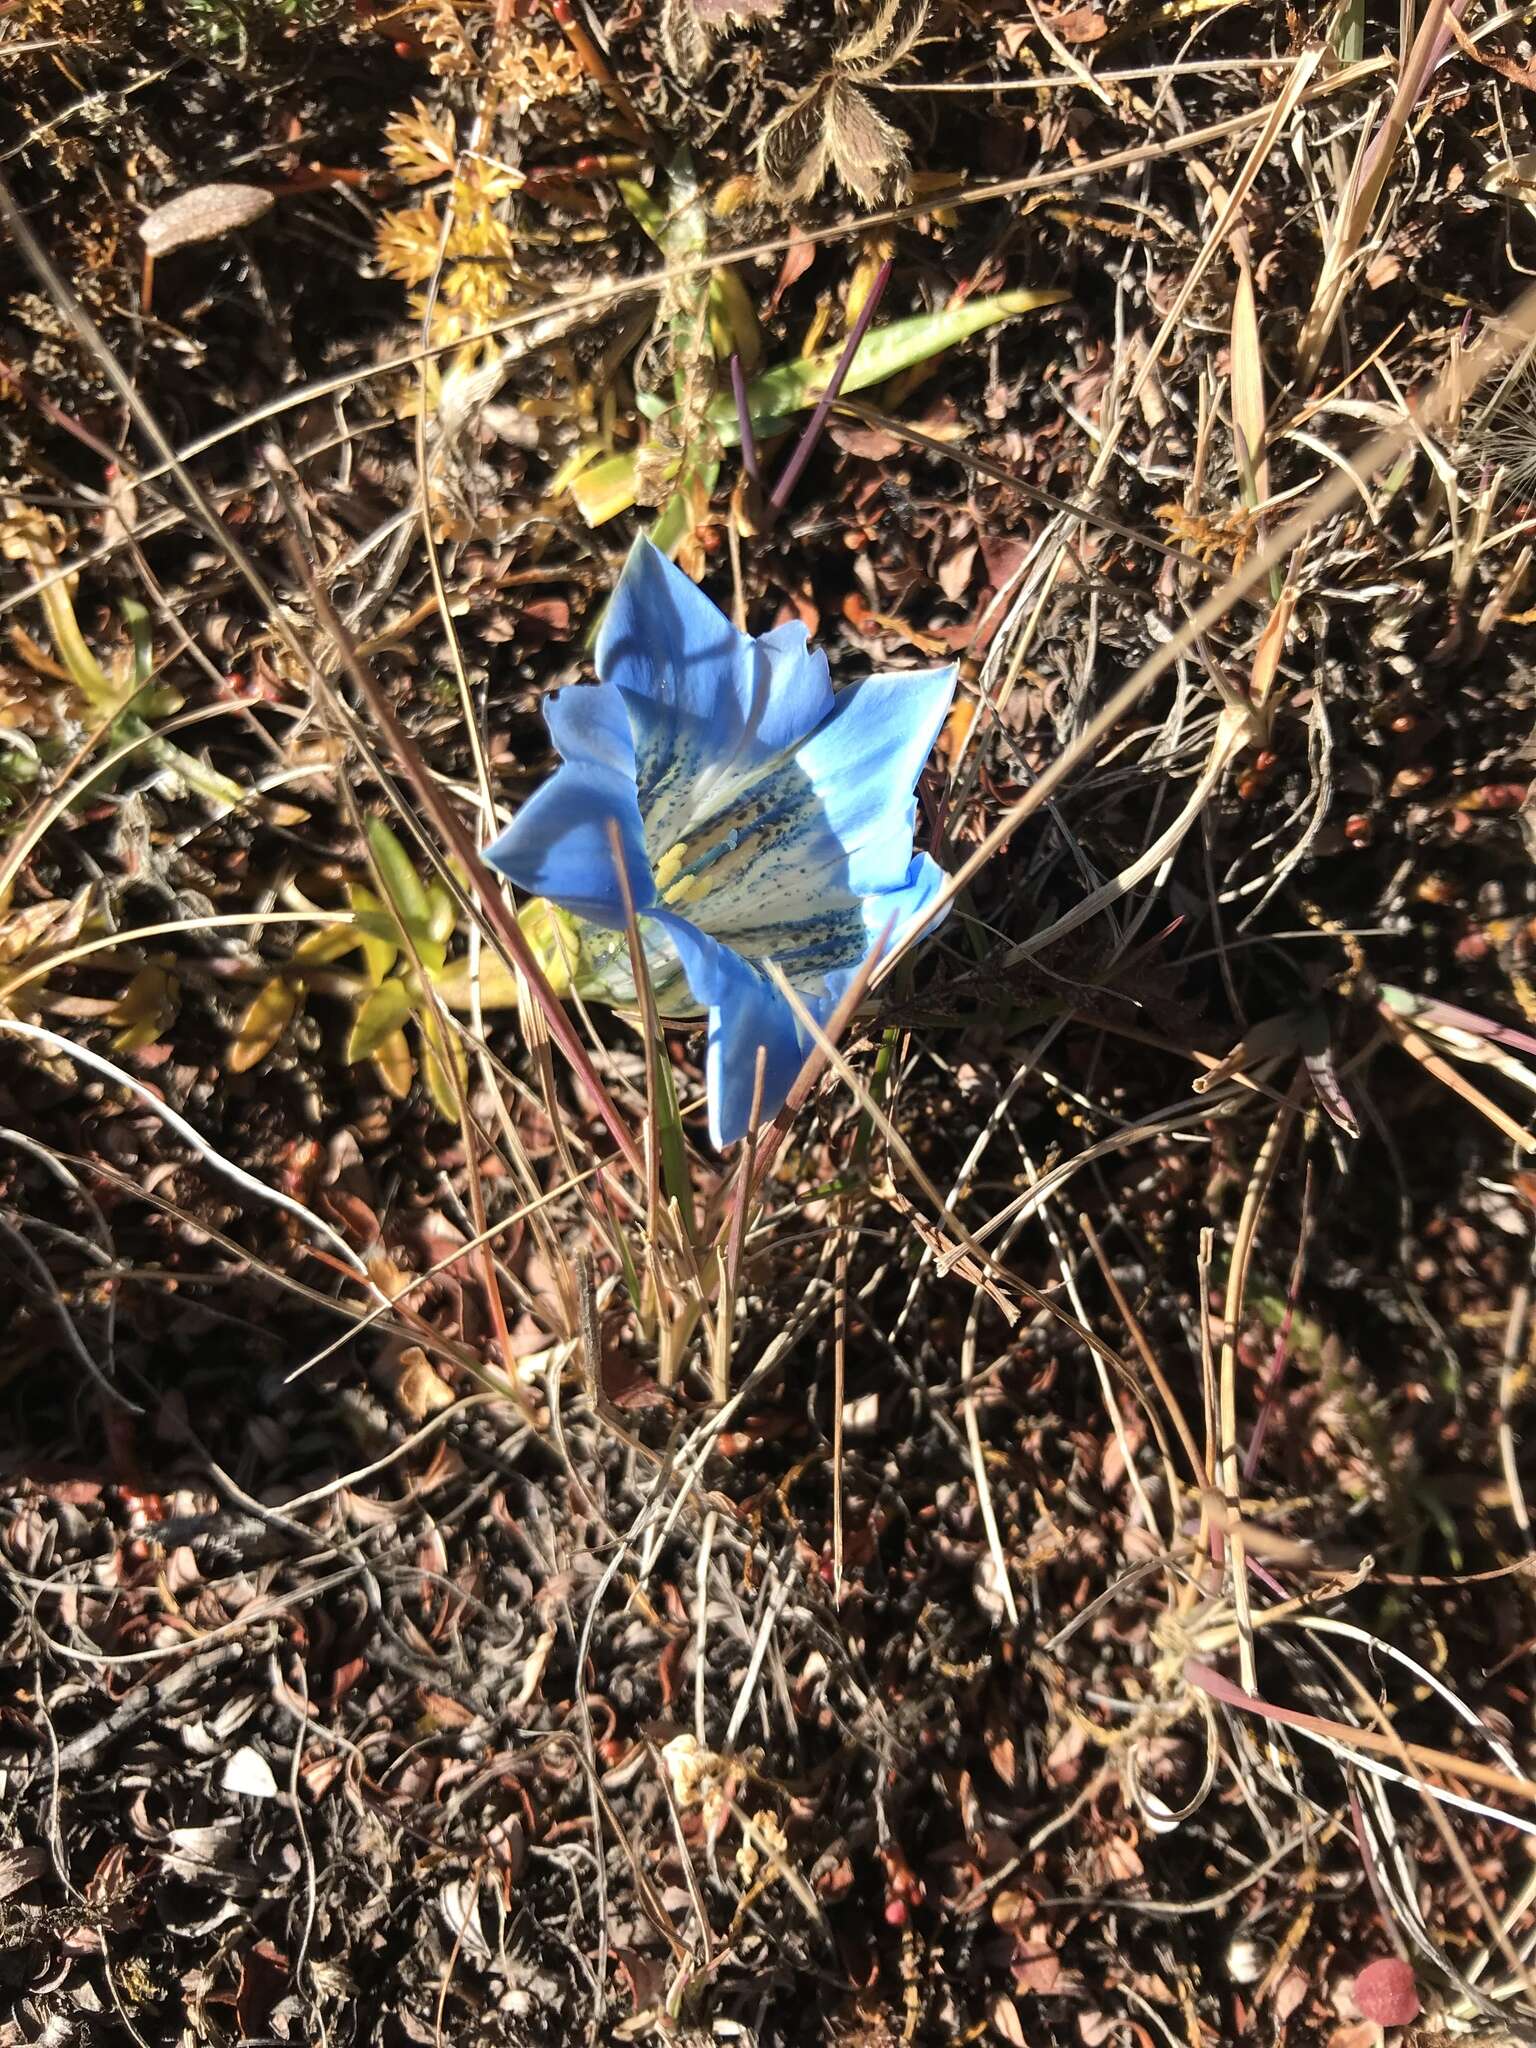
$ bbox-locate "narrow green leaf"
[650,1022,693,1238]
[709,265,762,376]
[617,177,666,243]
[727,288,1068,443]
[121,597,155,689]
[365,817,435,947]
[1332,0,1365,66]
[610,1209,645,1324]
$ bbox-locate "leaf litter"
[4,0,1536,2043]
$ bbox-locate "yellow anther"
[652,841,690,895]
[664,871,712,908]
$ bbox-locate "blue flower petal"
[861,846,951,953]
[767,848,951,989]
[793,666,957,895]
[705,901,871,981]
[597,537,744,721]
[487,542,955,1142]
[484,761,654,929]
[544,677,636,781]
[743,621,834,763]
[597,540,748,854]
[650,910,807,1147]
[598,540,836,855]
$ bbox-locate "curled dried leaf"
[139,183,274,258]
[662,0,782,77]
[379,1344,456,1421]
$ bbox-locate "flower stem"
[730,352,760,489]
[766,257,892,524]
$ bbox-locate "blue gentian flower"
[486,538,955,1147]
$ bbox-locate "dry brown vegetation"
[5,1,1536,2042]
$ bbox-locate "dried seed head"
[138,183,274,258]
[1458,323,1536,506]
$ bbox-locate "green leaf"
[347,978,414,1063]
[650,1022,693,1238]
[121,597,155,690]
[346,883,399,986]
[416,1013,468,1121]
[424,878,457,948]
[292,920,360,968]
[648,460,721,559]
[229,975,301,1072]
[734,287,1068,438]
[372,1028,414,1099]
[434,949,523,1013]
[708,265,762,377]
[571,451,650,527]
[1332,0,1364,65]
[107,965,178,1053]
[518,896,587,996]
[617,177,667,243]
[365,817,435,948]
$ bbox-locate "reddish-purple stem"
[0,358,119,467]
[730,353,760,490]
[1243,1163,1314,1481]
[1347,1779,1403,1944]
[767,258,893,521]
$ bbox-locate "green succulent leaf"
[365,817,436,949]
[347,978,414,1063]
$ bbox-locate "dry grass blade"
[0,1018,378,1290]
[1216,1084,1302,1699]
[1229,252,1270,510]
[0,80,1383,625]
[1295,0,1462,383]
